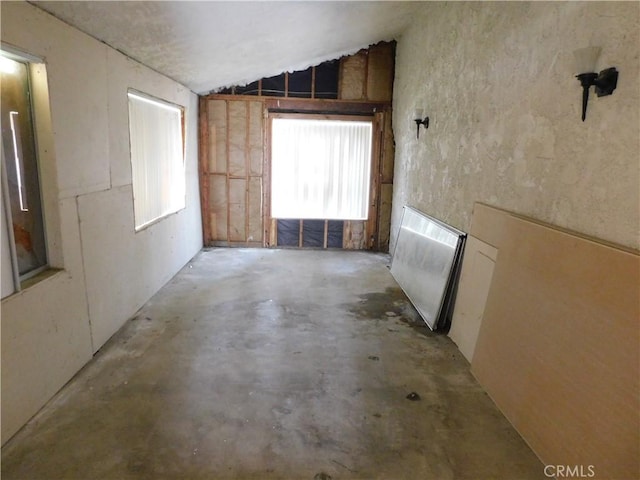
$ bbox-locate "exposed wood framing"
[323,220,328,249]
[225,101,231,242]
[284,72,289,98]
[245,102,251,241]
[198,97,211,244]
[199,42,396,251]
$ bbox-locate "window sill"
[20,267,63,290]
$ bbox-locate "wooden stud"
[323,220,328,249]
[264,112,273,247]
[198,97,211,245]
[225,100,231,243]
[366,111,384,250]
[285,72,289,98]
[264,97,387,115]
[299,219,303,248]
[245,101,251,243]
[199,42,396,250]
[363,50,370,100]
[272,218,277,247]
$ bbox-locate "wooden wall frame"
[198,42,396,251]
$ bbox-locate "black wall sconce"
[414,108,429,139]
[574,46,618,121]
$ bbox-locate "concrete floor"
[2,248,546,480]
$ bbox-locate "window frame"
[127,89,186,232]
[1,44,57,299]
[268,112,375,221]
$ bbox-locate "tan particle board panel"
[470,204,639,480]
[249,101,263,176]
[228,101,247,177]
[208,174,227,241]
[339,52,367,100]
[248,177,263,242]
[448,235,498,362]
[207,100,227,174]
[366,43,394,102]
[344,220,366,249]
[228,178,247,242]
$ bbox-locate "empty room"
[1,1,638,479]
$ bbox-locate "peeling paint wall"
[1,2,202,443]
[391,2,639,252]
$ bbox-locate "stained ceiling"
[30,1,422,94]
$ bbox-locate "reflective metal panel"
[390,206,466,330]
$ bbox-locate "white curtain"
[128,92,185,230]
[271,118,372,220]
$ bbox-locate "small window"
[271,117,373,220]
[1,51,48,298]
[127,91,185,231]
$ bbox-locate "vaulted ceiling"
[31,1,422,94]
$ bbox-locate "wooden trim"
[204,94,389,112]
[198,97,211,245]
[284,72,289,98]
[269,112,374,123]
[264,97,389,115]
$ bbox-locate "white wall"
[391,2,639,252]
[1,1,202,443]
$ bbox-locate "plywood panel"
[448,235,498,362]
[248,177,262,242]
[207,100,227,174]
[470,204,639,480]
[228,101,247,177]
[343,220,366,249]
[228,178,246,241]
[208,174,227,241]
[249,101,263,176]
[339,52,367,100]
[367,43,394,102]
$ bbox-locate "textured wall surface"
[391,2,639,251]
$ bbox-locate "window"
[127,91,185,231]
[1,51,48,298]
[271,117,372,220]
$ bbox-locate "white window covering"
[128,91,185,231]
[271,118,372,220]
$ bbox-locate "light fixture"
[413,108,429,139]
[573,46,618,121]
